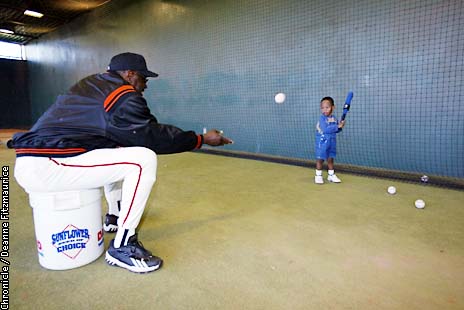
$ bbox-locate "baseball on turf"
[387,186,396,195]
[415,199,425,209]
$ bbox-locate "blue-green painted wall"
[25,0,464,178]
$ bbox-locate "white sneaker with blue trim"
[327,174,341,183]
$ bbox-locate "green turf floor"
[1,145,463,309]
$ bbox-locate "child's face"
[320,100,334,116]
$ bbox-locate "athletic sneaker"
[105,234,163,273]
[315,175,324,184]
[327,174,341,183]
[103,214,118,233]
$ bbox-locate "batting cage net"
[22,0,462,189]
[147,0,463,189]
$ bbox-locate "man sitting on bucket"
[8,52,233,273]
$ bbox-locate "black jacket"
[9,72,203,157]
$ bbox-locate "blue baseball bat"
[341,91,354,121]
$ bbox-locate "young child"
[315,96,345,184]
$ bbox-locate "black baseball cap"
[108,52,158,78]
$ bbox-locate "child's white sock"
[328,169,335,176]
[316,169,322,176]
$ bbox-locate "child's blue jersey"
[315,114,341,160]
[316,114,340,138]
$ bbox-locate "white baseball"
[415,199,425,209]
[274,92,286,104]
[387,186,396,195]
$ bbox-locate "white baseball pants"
[14,147,158,245]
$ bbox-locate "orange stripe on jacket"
[195,135,203,149]
[15,148,87,154]
[104,85,136,112]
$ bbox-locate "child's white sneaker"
[315,175,324,184]
[327,174,341,183]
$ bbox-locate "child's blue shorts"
[315,136,337,160]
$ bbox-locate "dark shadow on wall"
[0,59,31,128]
[0,58,31,128]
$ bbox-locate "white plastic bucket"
[29,189,104,270]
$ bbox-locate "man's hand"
[203,129,234,146]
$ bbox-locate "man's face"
[129,71,148,93]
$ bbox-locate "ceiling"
[0,0,112,45]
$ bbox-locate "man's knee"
[133,147,157,179]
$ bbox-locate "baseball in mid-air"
[387,186,396,195]
[415,199,425,209]
[274,92,286,104]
